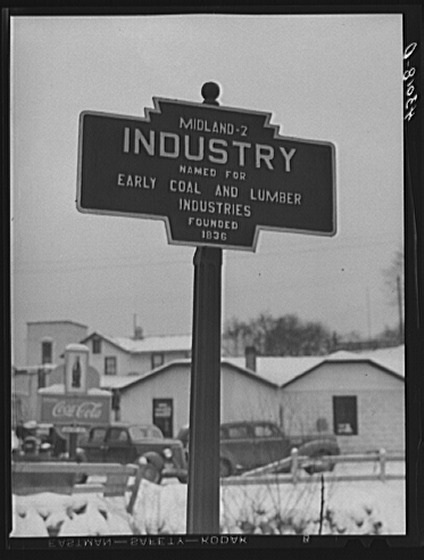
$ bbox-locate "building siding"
[221,366,280,424]
[26,322,88,366]
[118,363,280,437]
[119,365,190,436]
[280,362,404,453]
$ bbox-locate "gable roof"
[226,356,323,386]
[100,358,279,392]
[81,332,192,354]
[227,345,404,388]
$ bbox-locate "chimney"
[245,345,257,372]
[133,314,144,339]
[134,326,144,340]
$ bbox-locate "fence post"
[291,448,299,484]
[379,448,386,482]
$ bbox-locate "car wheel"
[219,458,233,478]
[141,461,162,484]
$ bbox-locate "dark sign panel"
[77,98,336,250]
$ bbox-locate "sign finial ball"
[201,82,220,104]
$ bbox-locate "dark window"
[227,425,250,439]
[37,368,46,388]
[333,396,358,435]
[41,341,52,364]
[151,353,165,369]
[104,356,117,376]
[92,337,101,354]
[153,399,173,438]
[108,428,128,442]
[253,424,278,437]
[90,427,107,443]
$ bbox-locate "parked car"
[77,423,188,484]
[177,420,340,476]
[13,422,68,461]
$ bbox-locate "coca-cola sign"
[41,395,110,425]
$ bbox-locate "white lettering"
[279,147,297,172]
[159,132,180,158]
[184,136,204,161]
[135,129,155,156]
[255,144,274,169]
[232,141,251,167]
[209,139,228,164]
[52,400,103,420]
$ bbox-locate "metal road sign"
[77,98,336,251]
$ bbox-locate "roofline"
[281,358,404,389]
[109,359,279,392]
[27,320,88,329]
[81,332,131,353]
[81,332,192,354]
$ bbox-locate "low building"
[100,359,280,438]
[228,346,405,454]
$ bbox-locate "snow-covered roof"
[226,345,404,387]
[99,345,405,391]
[112,334,192,353]
[226,356,323,386]
[38,384,111,396]
[100,358,279,392]
[82,332,192,354]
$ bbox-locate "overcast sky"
[10,14,403,366]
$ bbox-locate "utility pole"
[397,275,404,341]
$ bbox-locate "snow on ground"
[10,462,406,537]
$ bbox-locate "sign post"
[186,82,222,534]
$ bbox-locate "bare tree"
[223,313,332,357]
[382,250,404,340]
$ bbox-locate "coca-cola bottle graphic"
[72,356,81,388]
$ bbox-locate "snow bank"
[10,476,405,537]
[11,492,133,537]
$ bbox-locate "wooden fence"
[11,462,144,514]
[221,448,405,486]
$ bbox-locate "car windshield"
[129,425,164,439]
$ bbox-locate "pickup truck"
[177,420,340,476]
[77,423,188,484]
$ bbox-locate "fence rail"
[11,461,143,513]
[223,448,405,486]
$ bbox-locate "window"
[253,424,278,438]
[108,428,128,442]
[151,353,165,369]
[227,425,250,439]
[90,427,107,443]
[333,396,358,435]
[37,368,46,389]
[104,356,117,376]
[92,336,102,354]
[41,341,53,364]
[152,399,173,438]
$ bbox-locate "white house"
[100,359,280,438]
[80,331,192,377]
